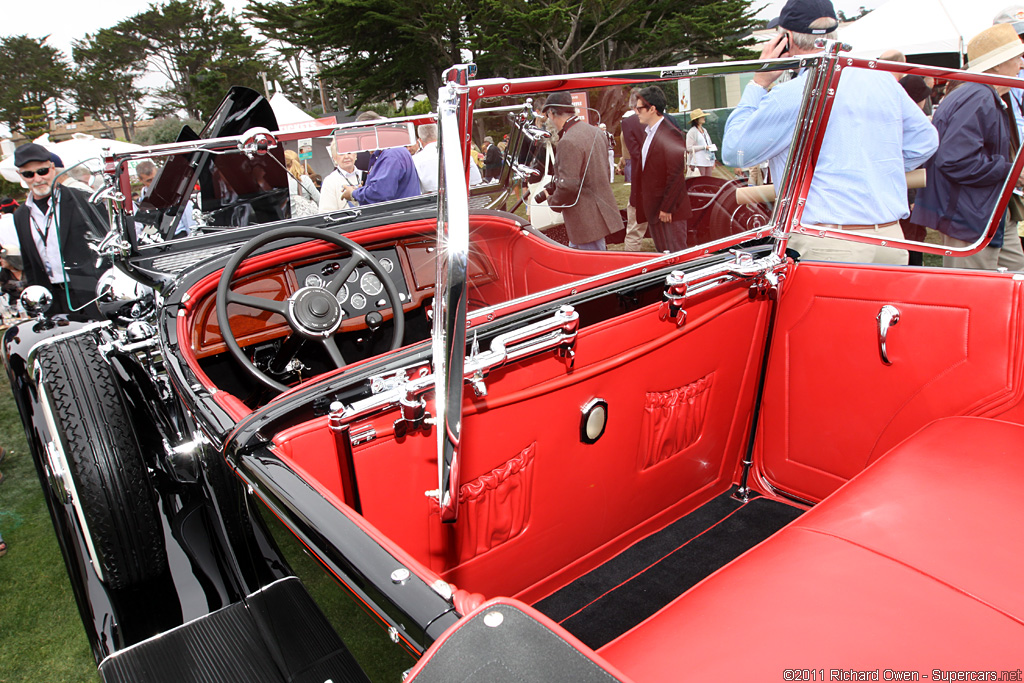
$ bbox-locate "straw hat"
[967,23,1024,73]
[689,109,707,121]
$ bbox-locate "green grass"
[0,372,99,682]
[0,362,412,682]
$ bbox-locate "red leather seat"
[599,417,1024,680]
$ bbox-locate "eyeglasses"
[634,104,651,112]
[19,165,53,179]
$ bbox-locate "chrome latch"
[660,270,688,327]
[877,304,900,365]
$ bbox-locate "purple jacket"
[910,82,1013,247]
[353,148,421,205]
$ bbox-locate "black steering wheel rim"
[215,225,406,393]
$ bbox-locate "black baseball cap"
[13,143,52,167]
[774,0,839,35]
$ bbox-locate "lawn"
[0,371,98,682]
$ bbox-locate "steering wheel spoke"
[326,258,362,296]
[226,291,289,317]
[321,336,348,367]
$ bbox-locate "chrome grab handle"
[877,304,900,365]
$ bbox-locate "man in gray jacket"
[534,92,622,250]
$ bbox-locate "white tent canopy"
[0,133,143,185]
[839,0,1014,60]
[269,92,315,127]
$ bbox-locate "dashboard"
[293,248,410,320]
[187,237,497,359]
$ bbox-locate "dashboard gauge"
[336,284,349,305]
[380,257,395,273]
[350,293,367,310]
[347,268,359,283]
[361,272,383,296]
[304,273,324,288]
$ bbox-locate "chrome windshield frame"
[772,42,1024,259]
[431,66,473,522]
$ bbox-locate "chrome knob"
[20,285,53,317]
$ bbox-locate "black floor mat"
[533,491,802,650]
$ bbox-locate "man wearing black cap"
[532,92,621,250]
[722,0,937,265]
[11,142,106,315]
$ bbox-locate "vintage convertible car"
[5,44,1024,682]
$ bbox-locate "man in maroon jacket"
[632,86,691,252]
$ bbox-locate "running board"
[98,577,370,683]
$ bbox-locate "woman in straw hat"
[910,22,1024,271]
[686,109,716,177]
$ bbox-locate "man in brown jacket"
[534,92,621,250]
[633,86,691,252]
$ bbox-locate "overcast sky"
[4,0,249,57]
[7,0,884,58]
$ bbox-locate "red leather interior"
[178,214,653,421]
[755,262,1024,502]
[599,417,1024,679]
[271,282,771,602]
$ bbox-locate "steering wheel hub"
[289,286,343,337]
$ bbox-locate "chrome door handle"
[876,305,900,365]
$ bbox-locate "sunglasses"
[19,166,53,179]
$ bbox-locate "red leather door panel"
[297,282,773,603]
[755,262,1024,502]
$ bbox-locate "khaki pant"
[624,202,648,252]
[787,223,909,265]
[942,217,1024,271]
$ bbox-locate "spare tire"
[36,333,166,589]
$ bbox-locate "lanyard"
[31,203,54,247]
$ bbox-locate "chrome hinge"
[749,267,784,301]
[348,424,377,446]
[393,389,431,438]
[660,270,687,327]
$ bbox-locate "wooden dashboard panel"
[190,238,500,359]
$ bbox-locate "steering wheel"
[216,225,406,393]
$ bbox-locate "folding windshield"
[433,59,810,325]
[750,46,1024,269]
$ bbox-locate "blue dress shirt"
[723,67,938,225]
[353,148,421,205]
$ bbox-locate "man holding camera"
[533,92,621,250]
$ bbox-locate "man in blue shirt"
[722,0,938,265]
[340,112,421,205]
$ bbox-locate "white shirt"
[413,142,439,193]
[641,117,664,169]
[410,141,483,192]
[319,167,361,212]
[0,213,17,248]
[26,194,65,284]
